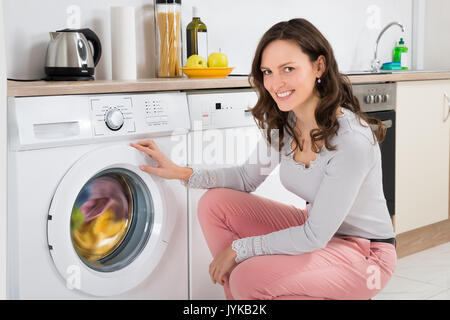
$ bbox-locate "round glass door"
[70,168,153,272]
[47,145,169,296]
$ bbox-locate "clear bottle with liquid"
[186,6,208,59]
[155,0,182,77]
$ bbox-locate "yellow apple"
[185,55,207,68]
[208,52,228,68]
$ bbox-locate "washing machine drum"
[47,145,169,297]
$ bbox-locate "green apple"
[208,52,228,68]
[185,55,207,68]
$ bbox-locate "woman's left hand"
[209,246,238,286]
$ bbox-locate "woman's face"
[260,39,323,112]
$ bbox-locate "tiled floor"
[373,241,450,300]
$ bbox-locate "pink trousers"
[197,188,397,300]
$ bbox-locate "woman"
[131,18,397,300]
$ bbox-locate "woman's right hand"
[130,140,193,181]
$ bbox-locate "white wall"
[181,0,413,74]
[3,0,413,80]
[423,0,450,70]
[3,0,155,80]
[0,0,7,300]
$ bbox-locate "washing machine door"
[47,144,169,297]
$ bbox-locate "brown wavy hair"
[248,18,386,154]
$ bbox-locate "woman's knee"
[228,262,253,300]
[197,188,231,223]
[228,259,270,300]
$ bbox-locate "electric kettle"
[45,28,102,81]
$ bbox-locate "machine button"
[105,108,124,131]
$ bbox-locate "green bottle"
[393,38,408,70]
[186,6,208,59]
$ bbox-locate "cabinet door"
[395,80,450,234]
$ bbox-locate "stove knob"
[364,95,374,104]
[374,94,383,104]
[105,108,124,131]
[382,94,389,103]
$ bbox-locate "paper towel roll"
[111,6,137,80]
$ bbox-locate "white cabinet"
[395,80,450,234]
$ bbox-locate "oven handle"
[370,119,392,131]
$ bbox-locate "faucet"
[371,22,405,73]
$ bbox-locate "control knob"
[105,108,124,131]
[374,94,383,104]
[364,95,374,104]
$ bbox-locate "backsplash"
[3,0,155,80]
[3,0,413,80]
[181,0,412,75]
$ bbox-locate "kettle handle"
[78,28,102,67]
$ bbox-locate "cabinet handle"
[445,93,450,122]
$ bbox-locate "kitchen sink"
[344,70,392,76]
[344,69,450,76]
[388,69,447,73]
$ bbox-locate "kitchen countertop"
[7,70,450,97]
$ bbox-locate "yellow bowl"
[181,67,234,79]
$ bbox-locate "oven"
[352,82,396,216]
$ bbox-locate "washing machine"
[186,89,307,300]
[7,91,190,299]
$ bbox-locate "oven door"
[365,110,396,216]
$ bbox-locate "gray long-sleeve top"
[184,107,396,262]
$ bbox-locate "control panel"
[145,98,169,127]
[352,83,396,113]
[90,96,135,136]
[9,92,190,151]
[88,93,189,138]
[187,90,258,130]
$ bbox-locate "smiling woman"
[249,18,387,155]
[132,18,397,301]
[260,41,322,117]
